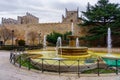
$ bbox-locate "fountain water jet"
[56,37,62,57]
[106,27,115,57]
[107,27,112,54]
[56,37,62,48]
[43,35,47,50]
[76,37,79,47]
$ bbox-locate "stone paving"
[0,50,120,80]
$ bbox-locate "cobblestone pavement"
[0,50,120,80]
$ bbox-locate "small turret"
[62,8,81,23]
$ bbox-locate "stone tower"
[62,8,81,23]
[17,12,39,24]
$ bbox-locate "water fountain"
[43,35,47,50]
[71,22,74,35]
[58,22,88,56]
[105,28,115,57]
[56,37,62,48]
[107,27,112,55]
[55,37,62,57]
[76,37,79,47]
[102,28,120,67]
[26,26,120,72]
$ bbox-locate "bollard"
[97,59,100,76]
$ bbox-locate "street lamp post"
[12,30,14,50]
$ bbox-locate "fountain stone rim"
[58,47,88,49]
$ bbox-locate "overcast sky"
[0,0,120,23]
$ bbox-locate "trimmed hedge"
[0,44,43,50]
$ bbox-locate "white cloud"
[0,0,120,24]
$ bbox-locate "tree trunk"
[3,40,6,45]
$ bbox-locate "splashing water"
[56,37,62,57]
[56,37,62,48]
[43,35,47,50]
[107,28,112,54]
[76,37,79,47]
[106,27,114,57]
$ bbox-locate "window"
[70,19,73,22]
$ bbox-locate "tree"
[46,31,72,45]
[27,31,37,45]
[81,0,120,46]
[38,32,41,45]
[47,31,63,44]
[0,27,13,45]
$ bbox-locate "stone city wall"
[0,23,88,45]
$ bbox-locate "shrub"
[18,40,25,46]
[47,31,62,44]
[46,31,72,45]
[0,45,18,50]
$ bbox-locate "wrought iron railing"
[10,51,120,77]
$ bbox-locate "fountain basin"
[25,49,120,72]
[31,59,97,72]
[102,57,120,67]
[58,47,88,55]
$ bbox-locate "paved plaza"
[0,50,120,80]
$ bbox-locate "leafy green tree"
[47,31,62,44]
[47,31,72,45]
[81,0,120,46]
